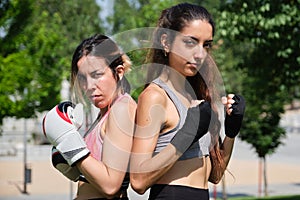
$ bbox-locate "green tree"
[0,0,103,124]
[107,0,183,100]
[218,0,300,196]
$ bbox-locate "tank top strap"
[151,78,210,160]
[84,93,131,161]
[152,78,187,128]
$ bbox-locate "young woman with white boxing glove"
[43,34,136,200]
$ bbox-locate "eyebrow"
[205,40,214,43]
[183,35,213,43]
[90,69,103,75]
[91,67,107,75]
[183,35,199,42]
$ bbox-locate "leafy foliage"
[0,0,103,124]
[218,0,300,158]
[108,0,297,160]
[1,0,299,164]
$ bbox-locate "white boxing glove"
[51,146,88,182]
[43,101,89,166]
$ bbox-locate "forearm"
[209,136,235,184]
[130,165,173,194]
[130,145,181,194]
[220,136,235,166]
[77,156,124,197]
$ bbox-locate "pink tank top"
[84,94,130,161]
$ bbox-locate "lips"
[187,62,198,69]
[89,95,101,102]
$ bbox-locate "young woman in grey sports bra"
[151,78,211,161]
[130,3,245,200]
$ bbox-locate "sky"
[97,0,114,23]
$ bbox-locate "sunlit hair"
[70,34,132,105]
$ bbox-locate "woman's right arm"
[129,86,182,194]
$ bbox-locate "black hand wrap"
[171,101,212,154]
[225,95,246,138]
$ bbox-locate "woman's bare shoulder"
[110,94,137,120]
[138,84,167,106]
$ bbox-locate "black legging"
[149,184,209,200]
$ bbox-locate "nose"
[194,45,207,62]
[86,76,96,91]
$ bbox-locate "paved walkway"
[1,110,300,200]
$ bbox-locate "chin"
[96,102,110,110]
[185,70,198,77]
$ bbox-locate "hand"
[170,101,212,154]
[52,146,88,182]
[223,94,246,138]
[43,101,89,166]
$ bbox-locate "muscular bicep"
[102,97,137,173]
[77,97,136,195]
[133,89,166,148]
[129,87,183,194]
[130,88,167,171]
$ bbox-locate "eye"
[183,38,198,48]
[91,72,104,79]
[203,41,213,49]
[77,74,87,85]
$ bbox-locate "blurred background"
[0,0,299,199]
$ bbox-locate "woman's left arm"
[208,136,235,184]
[209,94,245,184]
[77,97,136,197]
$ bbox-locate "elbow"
[130,174,148,195]
[130,183,147,195]
[105,187,121,198]
[96,182,122,198]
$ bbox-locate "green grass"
[219,195,300,200]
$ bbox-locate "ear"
[160,34,170,53]
[116,65,125,80]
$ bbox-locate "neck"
[165,67,187,94]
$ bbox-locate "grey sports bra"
[152,78,210,160]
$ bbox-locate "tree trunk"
[222,175,227,200]
[258,158,262,197]
[263,156,268,196]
